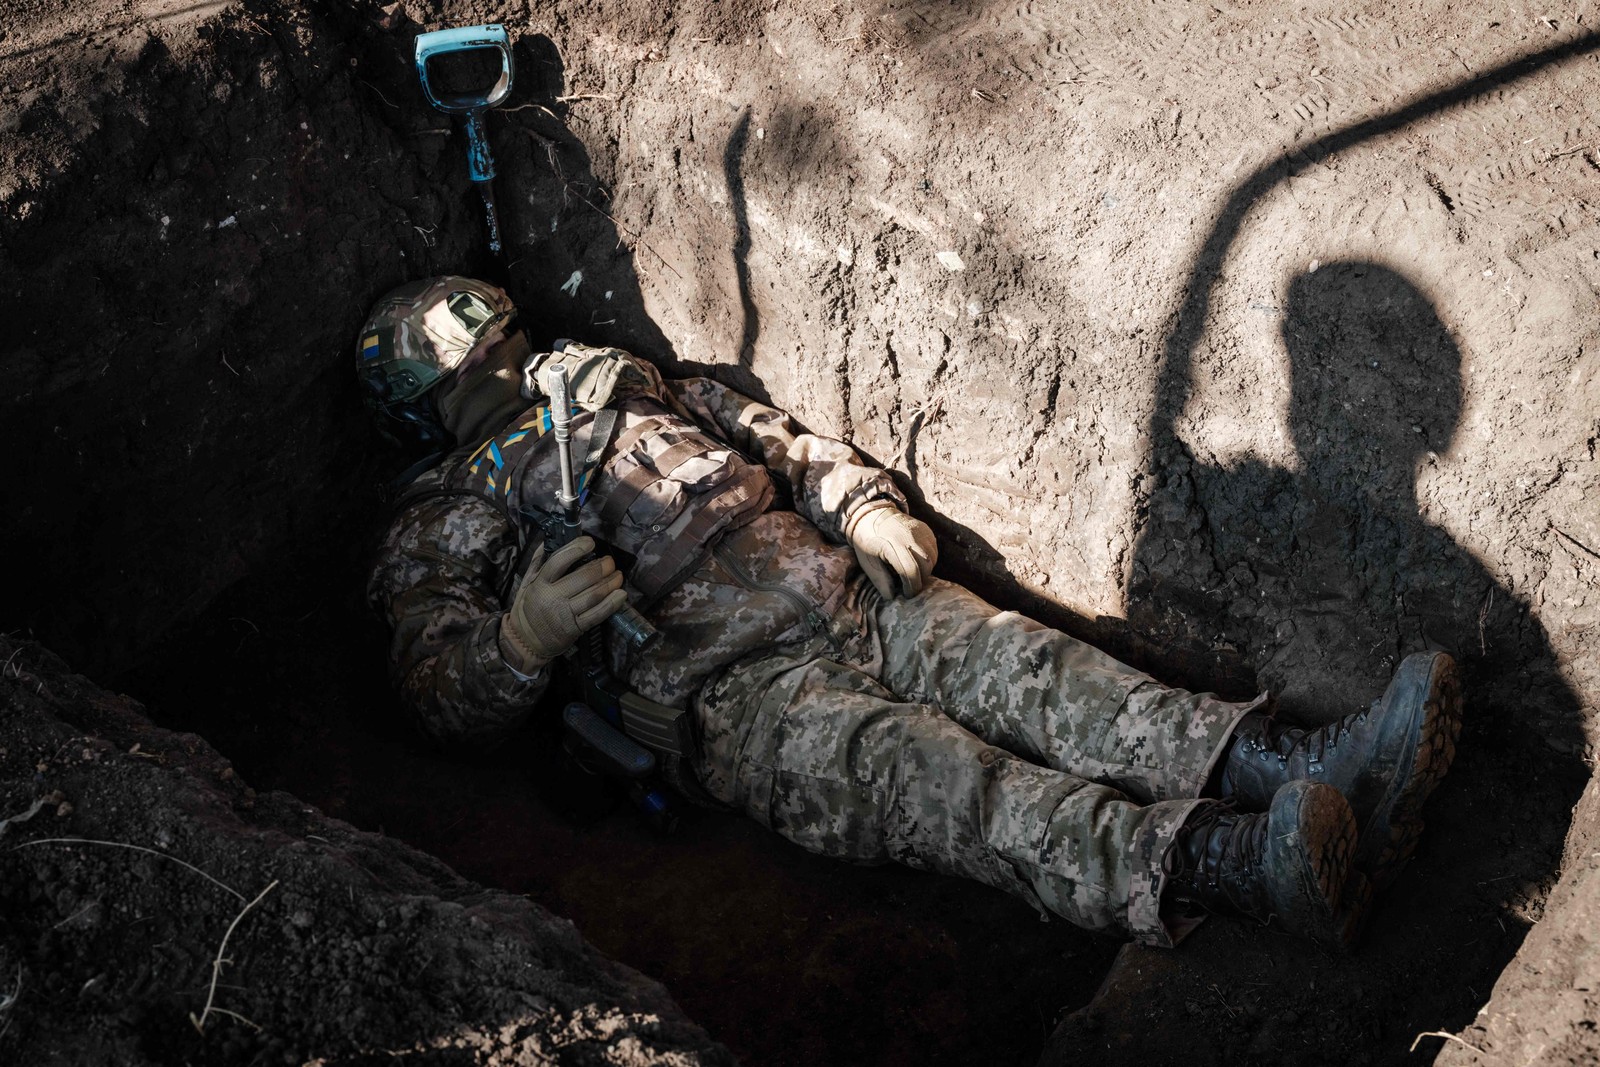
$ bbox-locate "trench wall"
[4,2,1600,1062]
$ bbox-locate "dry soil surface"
[3,0,1599,1065]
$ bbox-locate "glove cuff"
[842,497,901,540]
[497,616,553,676]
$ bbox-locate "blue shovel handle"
[414,25,514,113]
[415,24,514,250]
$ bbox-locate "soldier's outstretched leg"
[859,580,1460,892]
[691,650,1363,947]
[857,580,1263,804]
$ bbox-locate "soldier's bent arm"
[367,493,549,744]
[663,375,906,540]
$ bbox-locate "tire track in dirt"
[882,2,1598,267]
[880,1,1429,141]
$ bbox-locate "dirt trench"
[3,0,1599,1065]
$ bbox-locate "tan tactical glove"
[499,536,628,674]
[846,502,938,599]
[524,342,661,411]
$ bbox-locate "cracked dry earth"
[3,0,1599,1065]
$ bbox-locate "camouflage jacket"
[367,351,904,744]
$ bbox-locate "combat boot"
[1218,651,1462,890]
[1167,780,1369,948]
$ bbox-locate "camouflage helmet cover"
[357,275,516,410]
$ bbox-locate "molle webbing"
[428,400,774,607]
[596,440,702,526]
[635,464,771,600]
[606,415,672,464]
[599,464,659,527]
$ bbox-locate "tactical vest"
[430,393,776,605]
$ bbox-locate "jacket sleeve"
[661,375,907,540]
[367,491,551,744]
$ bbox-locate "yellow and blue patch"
[465,402,589,498]
[360,327,394,363]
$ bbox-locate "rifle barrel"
[547,362,579,519]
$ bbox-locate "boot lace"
[1257,705,1369,766]
[1176,801,1270,916]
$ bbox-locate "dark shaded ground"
[0,635,734,1065]
[116,544,1117,1067]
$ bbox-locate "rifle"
[541,363,690,832]
[544,361,658,651]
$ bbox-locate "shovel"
[414,24,515,254]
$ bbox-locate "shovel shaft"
[462,109,496,181]
[477,179,502,255]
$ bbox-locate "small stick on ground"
[1553,525,1600,562]
[206,1007,263,1032]
[0,798,48,839]
[562,182,684,280]
[0,963,21,1013]
[12,839,245,903]
[359,79,398,109]
[502,102,564,121]
[52,901,99,930]
[1543,144,1593,162]
[190,879,279,1035]
[1410,1030,1487,1055]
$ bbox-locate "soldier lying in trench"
[358,276,1463,949]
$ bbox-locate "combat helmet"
[356,276,517,450]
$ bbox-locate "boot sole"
[1272,781,1367,950]
[1356,651,1463,891]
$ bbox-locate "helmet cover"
[356,276,517,448]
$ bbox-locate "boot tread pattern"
[1359,653,1463,891]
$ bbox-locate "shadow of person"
[1086,259,1591,1063]
[1129,261,1584,760]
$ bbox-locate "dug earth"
[2,0,1598,1065]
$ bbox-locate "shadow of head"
[1282,262,1462,492]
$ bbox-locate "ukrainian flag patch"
[360,327,394,362]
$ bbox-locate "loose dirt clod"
[0,636,732,1065]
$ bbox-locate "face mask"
[436,331,534,444]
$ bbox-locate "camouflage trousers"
[692,579,1263,946]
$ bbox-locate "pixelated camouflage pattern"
[369,346,1257,942]
[1131,798,1210,946]
[487,393,775,600]
[662,376,902,542]
[370,351,898,738]
[625,511,858,708]
[857,580,1264,802]
[366,488,550,744]
[691,579,1258,943]
[430,358,903,604]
